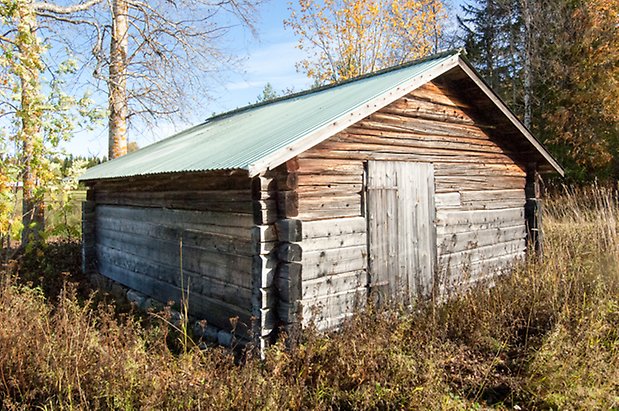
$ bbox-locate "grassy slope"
[0,186,617,410]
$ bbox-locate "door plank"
[367,161,436,302]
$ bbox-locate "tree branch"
[33,0,104,15]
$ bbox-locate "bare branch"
[33,0,104,14]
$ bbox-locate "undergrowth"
[0,186,617,410]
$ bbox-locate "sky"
[63,0,466,157]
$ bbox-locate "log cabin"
[79,49,563,348]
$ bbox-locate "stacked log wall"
[89,171,274,339]
[251,166,297,349]
[296,81,527,326]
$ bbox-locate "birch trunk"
[108,0,129,159]
[17,1,45,245]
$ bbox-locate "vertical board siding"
[92,174,260,333]
[297,81,527,316]
[367,161,436,302]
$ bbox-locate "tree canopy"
[460,0,619,180]
[285,0,447,84]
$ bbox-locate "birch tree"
[58,0,263,159]
[285,0,447,84]
[0,0,102,245]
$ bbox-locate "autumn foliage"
[285,0,446,84]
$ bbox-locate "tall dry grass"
[0,186,617,410]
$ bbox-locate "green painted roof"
[80,50,462,181]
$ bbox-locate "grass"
[0,186,618,410]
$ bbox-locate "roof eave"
[247,53,462,177]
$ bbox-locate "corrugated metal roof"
[80,50,460,181]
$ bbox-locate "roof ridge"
[205,48,464,123]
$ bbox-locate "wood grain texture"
[367,161,436,301]
[294,80,528,307]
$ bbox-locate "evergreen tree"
[459,0,619,181]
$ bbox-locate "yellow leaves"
[286,0,446,84]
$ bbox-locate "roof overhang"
[247,53,463,176]
[249,53,564,178]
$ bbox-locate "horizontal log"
[303,246,368,280]
[302,217,366,240]
[362,112,491,140]
[297,158,365,175]
[96,245,252,308]
[439,238,526,266]
[438,251,525,287]
[96,189,253,203]
[300,287,367,329]
[96,228,254,283]
[97,259,252,333]
[383,104,474,126]
[300,148,517,166]
[409,83,473,109]
[302,270,367,300]
[435,176,525,193]
[302,231,367,252]
[434,162,525,177]
[97,215,273,257]
[387,95,474,124]
[298,208,362,222]
[300,194,361,209]
[438,224,526,255]
[296,173,363,186]
[95,194,255,213]
[296,184,363,199]
[459,189,525,202]
[91,171,250,192]
[436,207,525,227]
[96,205,254,230]
[435,192,461,209]
[461,198,526,211]
[339,130,507,156]
[437,217,526,235]
[316,140,514,161]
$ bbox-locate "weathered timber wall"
[89,172,266,336]
[251,164,297,349]
[295,81,527,326]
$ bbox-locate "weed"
[0,186,617,409]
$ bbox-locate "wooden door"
[367,161,436,303]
